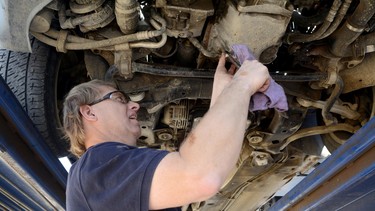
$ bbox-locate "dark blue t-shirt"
[66,142,181,211]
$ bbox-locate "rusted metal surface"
[202,147,320,211]
[341,52,375,93]
[208,0,292,63]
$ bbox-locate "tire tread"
[0,39,67,156]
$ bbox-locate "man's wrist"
[229,77,257,96]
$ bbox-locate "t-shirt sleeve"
[79,146,169,211]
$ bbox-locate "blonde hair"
[63,79,116,157]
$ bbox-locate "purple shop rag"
[249,78,288,112]
[231,44,288,112]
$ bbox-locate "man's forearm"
[179,80,254,184]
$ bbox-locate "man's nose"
[128,101,140,111]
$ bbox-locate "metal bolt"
[248,135,263,144]
[257,154,266,159]
[254,156,268,166]
[158,133,173,141]
[252,151,271,166]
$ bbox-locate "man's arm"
[149,55,270,209]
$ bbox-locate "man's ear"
[80,105,97,121]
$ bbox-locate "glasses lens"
[110,91,129,104]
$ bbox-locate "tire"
[322,129,354,153]
[0,38,68,157]
[320,88,373,153]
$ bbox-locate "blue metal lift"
[271,115,375,210]
[0,76,67,210]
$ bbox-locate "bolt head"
[248,135,263,144]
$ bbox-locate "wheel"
[321,132,350,153]
[320,88,373,153]
[0,38,88,157]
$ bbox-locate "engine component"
[341,52,375,93]
[158,132,173,141]
[208,0,292,64]
[188,37,217,58]
[296,97,360,120]
[31,11,166,53]
[330,0,375,57]
[129,91,146,102]
[114,50,133,79]
[162,100,189,130]
[58,0,115,32]
[176,39,197,66]
[70,0,106,14]
[140,124,156,145]
[30,8,54,33]
[113,12,167,78]
[155,0,214,38]
[247,107,307,154]
[115,0,139,34]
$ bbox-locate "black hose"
[322,75,344,125]
[320,0,352,39]
[330,0,375,57]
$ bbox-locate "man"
[64,54,270,210]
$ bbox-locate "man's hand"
[211,54,270,107]
[232,59,270,95]
[210,54,236,107]
[258,78,270,92]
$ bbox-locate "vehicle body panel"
[0,0,50,52]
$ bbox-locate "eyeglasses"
[88,90,131,106]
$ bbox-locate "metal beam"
[0,76,66,209]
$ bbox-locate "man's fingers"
[217,53,226,69]
[228,64,236,75]
[258,78,271,92]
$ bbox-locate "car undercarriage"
[1,0,375,210]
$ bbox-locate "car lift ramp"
[270,116,375,210]
[0,76,67,210]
